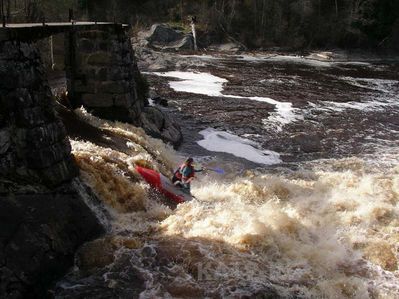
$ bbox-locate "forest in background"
[2,0,398,51]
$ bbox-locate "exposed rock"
[292,133,322,153]
[157,35,193,51]
[151,96,168,107]
[141,106,183,147]
[142,107,164,129]
[25,121,67,148]
[0,190,104,299]
[26,138,71,169]
[146,23,185,44]
[15,106,46,127]
[139,24,194,51]
[5,88,34,108]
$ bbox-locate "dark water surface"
[146,53,399,168]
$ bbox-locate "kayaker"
[172,157,204,193]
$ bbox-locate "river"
[55,52,399,298]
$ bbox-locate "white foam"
[340,77,398,93]
[223,94,302,128]
[197,128,282,165]
[235,54,373,68]
[323,100,391,112]
[336,61,372,66]
[315,76,399,112]
[179,53,374,69]
[152,71,227,97]
[237,54,333,67]
[150,71,301,130]
[249,96,302,125]
[179,54,224,61]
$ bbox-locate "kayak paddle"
[206,167,225,175]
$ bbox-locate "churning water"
[56,54,399,298]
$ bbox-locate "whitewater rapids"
[55,108,399,299]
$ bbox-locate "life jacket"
[173,163,195,180]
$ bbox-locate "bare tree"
[180,0,183,21]
[335,0,338,17]
[6,0,10,20]
[260,0,266,39]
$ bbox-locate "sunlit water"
[55,54,399,298]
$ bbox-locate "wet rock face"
[141,106,183,147]
[0,41,78,187]
[0,191,104,299]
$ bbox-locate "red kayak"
[135,166,194,204]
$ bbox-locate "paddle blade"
[208,167,225,174]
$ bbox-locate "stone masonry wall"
[66,25,144,124]
[0,40,104,298]
[0,40,78,188]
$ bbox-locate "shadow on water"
[54,234,285,298]
[56,103,133,154]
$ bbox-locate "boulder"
[141,24,194,51]
[146,24,185,44]
[141,107,183,147]
[0,191,104,299]
[150,95,168,107]
[159,35,193,51]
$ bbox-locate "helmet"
[186,157,194,164]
